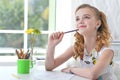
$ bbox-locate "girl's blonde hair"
[73,4,111,60]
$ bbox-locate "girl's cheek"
[76,24,79,28]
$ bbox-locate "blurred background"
[0,0,50,57]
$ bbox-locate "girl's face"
[75,8,100,36]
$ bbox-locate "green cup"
[17,59,30,74]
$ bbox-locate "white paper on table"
[32,70,74,80]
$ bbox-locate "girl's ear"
[96,20,101,28]
[96,26,100,30]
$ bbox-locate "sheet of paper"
[31,70,74,80]
[29,66,89,80]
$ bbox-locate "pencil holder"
[17,59,30,74]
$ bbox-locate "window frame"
[0,0,56,65]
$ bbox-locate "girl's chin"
[77,31,85,35]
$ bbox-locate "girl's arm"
[62,49,114,80]
[45,46,74,71]
[45,32,74,71]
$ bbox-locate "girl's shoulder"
[98,46,114,56]
[100,47,113,52]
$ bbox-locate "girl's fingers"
[52,32,64,39]
[61,67,70,73]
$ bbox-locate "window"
[0,0,56,62]
[28,0,49,56]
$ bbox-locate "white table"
[0,65,89,80]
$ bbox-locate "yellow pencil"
[12,73,21,79]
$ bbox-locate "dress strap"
[98,47,114,57]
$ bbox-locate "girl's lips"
[80,25,86,28]
[77,25,86,29]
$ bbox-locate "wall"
[55,0,72,57]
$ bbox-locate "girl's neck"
[84,35,96,54]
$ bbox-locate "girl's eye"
[75,18,79,21]
[83,16,90,19]
[75,15,90,21]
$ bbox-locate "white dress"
[78,47,117,80]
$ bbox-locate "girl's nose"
[79,19,84,24]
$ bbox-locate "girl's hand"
[61,67,71,73]
[48,32,64,46]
